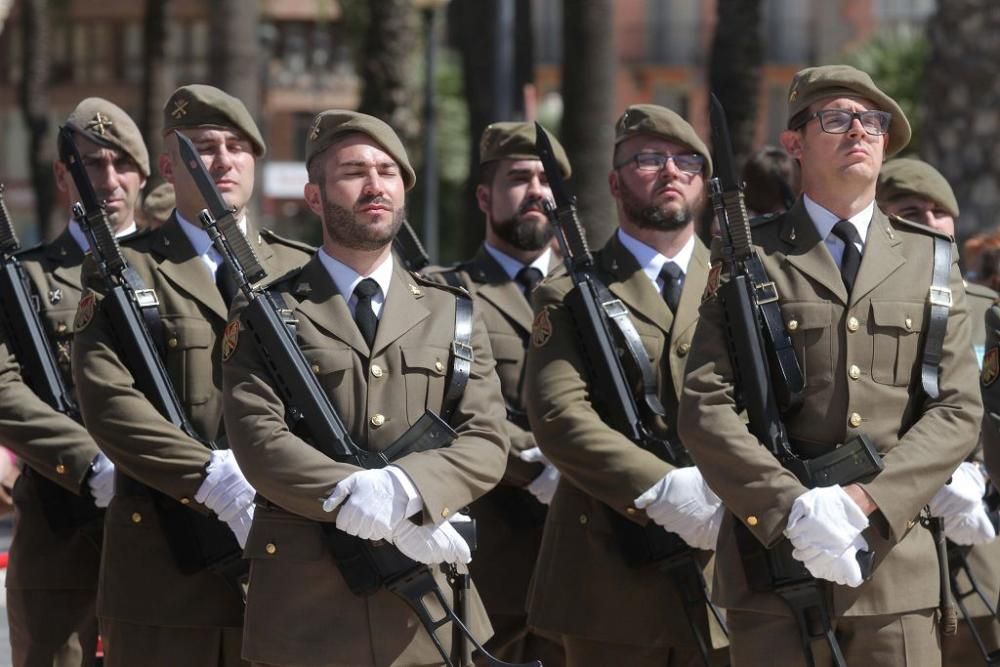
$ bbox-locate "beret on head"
[304,110,415,190]
[142,182,176,224]
[479,122,572,178]
[64,97,151,178]
[786,65,911,157]
[877,158,960,218]
[162,84,266,156]
[614,104,713,179]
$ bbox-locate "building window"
[123,22,143,84]
[763,0,813,64]
[647,0,700,65]
[652,85,689,118]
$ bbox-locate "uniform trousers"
[7,589,98,667]
[101,619,246,667]
[473,615,565,667]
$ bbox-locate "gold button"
[850,412,863,427]
[626,507,637,516]
[265,542,277,555]
[904,317,913,330]
[579,514,588,525]
[370,413,385,427]
[312,364,320,374]
[677,342,690,357]
[131,512,142,524]
[849,365,861,380]
[167,337,178,349]
[787,319,799,332]
[746,515,758,527]
[906,519,916,530]
[441,507,450,518]
[56,322,68,333]
[371,364,383,378]
[847,317,859,333]
[55,464,66,474]
[180,497,190,505]
[434,361,445,373]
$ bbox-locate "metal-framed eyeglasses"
[614,152,706,175]
[793,109,892,136]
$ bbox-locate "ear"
[303,182,324,217]
[779,130,803,160]
[475,184,490,217]
[608,169,621,199]
[53,159,69,194]
[159,153,174,185]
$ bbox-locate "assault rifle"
[176,130,536,667]
[0,184,102,537]
[57,126,248,595]
[534,123,727,665]
[393,219,431,273]
[707,94,883,667]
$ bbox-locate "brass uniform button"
[677,342,690,357]
[265,542,277,555]
[441,507,450,518]
[371,364,383,378]
[370,413,385,428]
[434,361,445,373]
[904,317,913,330]
[849,412,863,427]
[849,365,861,380]
[787,319,799,332]
[56,322,68,334]
[626,507,637,516]
[312,364,320,374]
[167,337,179,349]
[746,515,758,527]
[579,514,588,525]
[847,317,859,333]
[131,512,142,524]
[180,497,190,505]
[55,464,66,474]
[906,519,916,530]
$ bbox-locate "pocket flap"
[244,508,328,560]
[780,301,832,330]
[303,347,355,374]
[870,300,924,331]
[163,318,214,349]
[401,346,449,375]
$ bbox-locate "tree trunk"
[708,0,763,171]
[19,0,55,240]
[141,0,172,178]
[922,0,1000,241]
[561,0,617,246]
[358,0,420,148]
[208,0,260,114]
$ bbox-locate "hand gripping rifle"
[534,124,727,665]
[707,94,884,667]
[0,184,103,536]
[175,131,537,667]
[57,127,249,597]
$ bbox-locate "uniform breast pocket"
[400,346,450,425]
[870,300,924,386]
[163,318,215,405]
[301,346,356,418]
[780,301,834,387]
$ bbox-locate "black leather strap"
[441,294,473,422]
[746,254,804,411]
[921,236,952,400]
[121,265,168,359]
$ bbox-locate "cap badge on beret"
[86,113,113,137]
[171,99,189,120]
[788,87,798,103]
[309,118,322,141]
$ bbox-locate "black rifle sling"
[921,236,952,400]
[441,293,473,422]
[745,253,804,408]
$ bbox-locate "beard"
[321,192,404,252]
[490,197,554,251]
[619,179,694,231]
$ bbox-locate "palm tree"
[18,0,55,240]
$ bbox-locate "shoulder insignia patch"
[531,309,553,348]
[74,290,97,332]
[703,262,723,302]
[982,347,999,386]
[222,319,240,361]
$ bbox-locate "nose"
[660,156,682,179]
[526,174,545,197]
[846,115,867,139]
[362,168,387,197]
[210,146,234,175]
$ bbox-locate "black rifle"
[393,219,431,273]
[707,94,884,667]
[534,123,727,666]
[175,130,536,667]
[57,127,248,596]
[0,184,103,537]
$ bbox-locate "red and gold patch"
[222,319,240,361]
[703,262,723,302]
[982,346,999,386]
[74,290,97,332]
[531,309,553,348]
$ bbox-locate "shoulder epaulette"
[261,265,305,291]
[886,213,953,240]
[749,211,783,228]
[421,260,468,276]
[259,228,316,254]
[410,270,471,298]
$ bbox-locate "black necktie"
[353,278,380,349]
[831,220,863,293]
[515,266,543,300]
[216,263,238,310]
[660,262,684,314]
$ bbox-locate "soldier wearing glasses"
[680,65,982,665]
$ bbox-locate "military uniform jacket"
[678,201,982,617]
[222,255,509,666]
[424,246,559,616]
[71,214,312,628]
[524,232,712,647]
[0,229,101,590]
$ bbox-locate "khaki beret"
[142,182,176,224]
[877,158,959,218]
[479,122,571,178]
[64,98,150,178]
[305,110,415,190]
[786,64,911,157]
[614,104,713,179]
[162,84,266,156]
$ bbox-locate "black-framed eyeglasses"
[614,152,706,175]
[794,109,892,136]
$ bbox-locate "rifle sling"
[440,293,473,423]
[745,254,804,406]
[921,236,951,400]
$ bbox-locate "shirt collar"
[176,211,248,257]
[803,194,875,244]
[318,248,394,303]
[483,242,552,281]
[617,227,695,287]
[68,218,137,253]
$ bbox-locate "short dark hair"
[742,146,799,215]
[478,161,499,187]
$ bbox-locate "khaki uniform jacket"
[678,202,982,617]
[0,230,102,590]
[71,214,312,628]
[524,232,712,647]
[424,246,559,615]
[222,255,509,666]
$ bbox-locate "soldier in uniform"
[221,110,509,667]
[878,159,1000,664]
[679,65,983,665]
[423,122,569,666]
[0,98,147,667]
[70,85,313,667]
[525,105,725,666]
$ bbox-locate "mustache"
[518,197,547,215]
[356,194,393,209]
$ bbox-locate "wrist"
[844,483,877,517]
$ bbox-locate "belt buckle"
[451,340,473,362]
[755,281,779,305]
[928,285,952,308]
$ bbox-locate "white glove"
[633,467,724,551]
[520,447,560,505]
[930,462,987,518]
[88,452,115,509]
[943,505,997,545]
[796,533,869,587]
[194,449,256,548]
[390,515,471,565]
[322,467,422,541]
[785,485,869,557]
